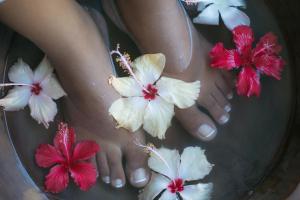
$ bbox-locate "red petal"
[210,43,241,70]
[253,32,282,57]
[54,122,76,161]
[236,66,261,97]
[45,165,69,193]
[35,144,65,168]
[254,54,285,80]
[232,25,254,54]
[70,162,98,191]
[72,141,100,161]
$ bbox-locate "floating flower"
[35,122,100,193]
[138,145,213,200]
[210,25,285,97]
[109,46,200,139]
[0,57,66,128]
[193,0,250,30]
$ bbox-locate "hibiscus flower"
[209,25,285,97]
[193,0,250,30]
[109,47,200,139]
[0,57,66,128]
[138,145,213,200]
[35,122,100,193]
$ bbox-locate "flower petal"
[109,76,142,97]
[179,147,213,181]
[45,165,69,193]
[70,162,98,191]
[133,53,166,85]
[28,92,57,128]
[139,173,170,200]
[254,54,285,80]
[227,0,246,7]
[0,86,31,111]
[157,77,200,109]
[148,147,180,180]
[232,25,254,54]
[8,59,33,84]
[180,183,213,200]
[160,190,178,200]
[193,4,220,25]
[54,122,76,161]
[72,141,100,161]
[253,32,282,57]
[236,66,261,97]
[41,74,66,100]
[143,97,174,139]
[33,57,54,83]
[219,7,250,30]
[210,43,241,70]
[35,144,64,168]
[109,97,147,132]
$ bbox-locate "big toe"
[176,105,217,141]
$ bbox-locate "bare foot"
[104,0,233,141]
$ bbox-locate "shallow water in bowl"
[2,0,294,199]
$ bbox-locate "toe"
[212,88,231,113]
[124,135,150,188]
[107,146,126,188]
[216,73,233,100]
[97,151,110,184]
[201,95,230,125]
[176,105,217,141]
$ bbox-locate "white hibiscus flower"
[0,57,66,128]
[109,48,200,139]
[139,146,213,200]
[193,0,250,30]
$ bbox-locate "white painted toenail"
[219,114,230,124]
[102,176,110,184]
[224,105,231,112]
[131,168,148,184]
[198,124,216,139]
[112,179,124,188]
[227,93,233,99]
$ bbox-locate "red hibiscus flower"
[210,25,285,97]
[35,122,100,193]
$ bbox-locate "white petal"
[41,74,66,100]
[109,76,142,97]
[157,77,200,109]
[8,59,33,84]
[179,147,213,181]
[109,97,147,132]
[148,147,180,180]
[33,57,54,83]
[227,0,246,7]
[197,1,214,11]
[219,7,250,30]
[28,92,57,128]
[160,190,178,200]
[139,173,169,200]
[193,4,220,25]
[180,183,213,200]
[143,97,174,139]
[0,86,31,111]
[133,54,166,85]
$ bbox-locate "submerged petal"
[72,141,100,161]
[28,92,57,128]
[45,165,69,193]
[157,77,200,109]
[8,59,33,84]
[160,190,178,200]
[143,97,174,139]
[109,76,142,97]
[70,162,98,191]
[179,147,213,181]
[139,173,169,200]
[220,7,250,30]
[193,4,220,25]
[109,97,147,132]
[148,147,180,180]
[0,86,31,111]
[35,144,64,168]
[33,57,54,83]
[232,25,254,54]
[227,0,246,7]
[41,74,66,100]
[133,54,166,85]
[236,66,261,97]
[180,183,213,200]
[254,54,285,80]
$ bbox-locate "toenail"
[219,114,230,124]
[227,93,233,99]
[131,168,148,184]
[102,176,110,184]
[112,179,124,188]
[198,124,216,139]
[224,105,231,112]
